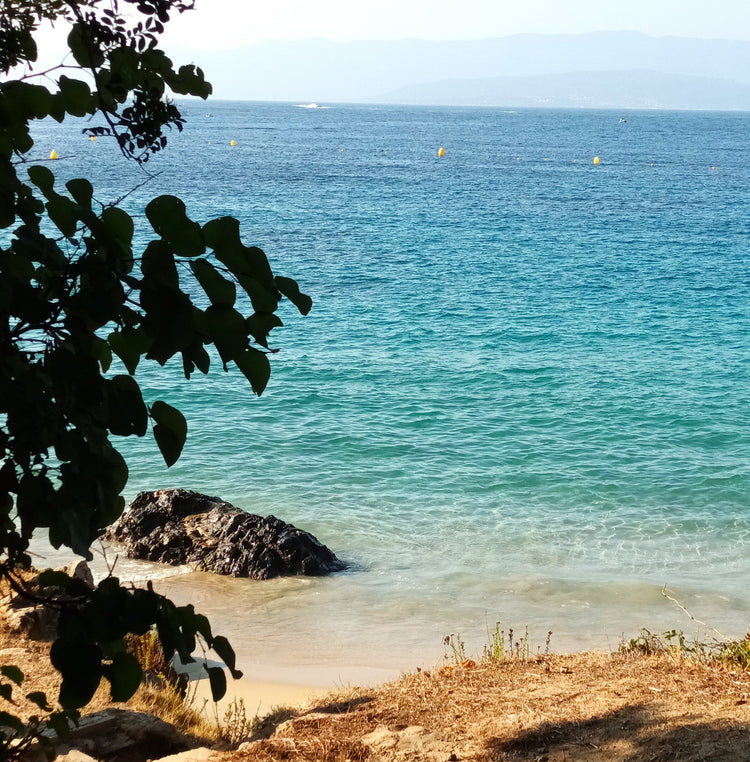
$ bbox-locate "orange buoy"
[593,156,600,165]
[50,149,58,160]
[438,146,445,157]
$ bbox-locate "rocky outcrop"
[27,709,197,762]
[104,489,346,580]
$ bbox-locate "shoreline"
[191,675,330,720]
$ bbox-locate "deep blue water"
[25,102,750,681]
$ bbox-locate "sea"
[25,101,750,686]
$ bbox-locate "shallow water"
[25,102,750,683]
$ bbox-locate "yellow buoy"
[50,149,58,160]
[438,146,445,157]
[230,140,236,147]
[593,156,600,165]
[90,136,96,141]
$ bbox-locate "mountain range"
[171,32,750,109]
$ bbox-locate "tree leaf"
[145,196,204,257]
[190,259,236,306]
[234,348,271,396]
[275,276,313,316]
[46,710,75,739]
[27,165,55,196]
[106,375,148,437]
[67,24,105,68]
[58,76,92,118]
[66,178,93,209]
[102,652,142,703]
[101,207,135,249]
[150,401,188,467]
[245,312,283,348]
[46,195,79,238]
[108,327,151,375]
[204,305,248,364]
[212,635,243,680]
[50,640,103,710]
[207,666,227,702]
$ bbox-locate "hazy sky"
[162,0,750,49]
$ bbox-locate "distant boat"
[619,118,627,123]
[297,103,320,109]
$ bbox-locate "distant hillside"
[171,32,750,107]
[372,69,750,110]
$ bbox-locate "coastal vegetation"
[0,0,310,753]
[3,609,750,760]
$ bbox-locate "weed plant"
[622,628,750,671]
[444,624,553,666]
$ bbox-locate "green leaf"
[203,219,277,300]
[102,653,142,703]
[211,636,243,680]
[46,710,75,739]
[0,666,23,687]
[58,76,92,118]
[189,259,236,306]
[235,273,280,314]
[27,165,55,196]
[145,196,204,257]
[204,305,248,364]
[101,207,134,248]
[142,239,179,290]
[66,178,93,209]
[275,276,313,316]
[91,335,112,373]
[169,64,212,99]
[246,313,283,348]
[67,24,105,68]
[234,348,271,396]
[150,401,188,467]
[207,666,227,702]
[46,195,79,238]
[108,327,151,375]
[106,375,148,437]
[50,640,103,710]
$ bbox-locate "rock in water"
[104,489,346,579]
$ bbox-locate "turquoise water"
[27,103,750,683]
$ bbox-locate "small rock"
[52,750,98,762]
[362,725,455,762]
[156,749,223,762]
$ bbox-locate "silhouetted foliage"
[0,1,311,753]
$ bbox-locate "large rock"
[104,489,346,580]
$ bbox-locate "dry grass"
[233,650,750,762]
